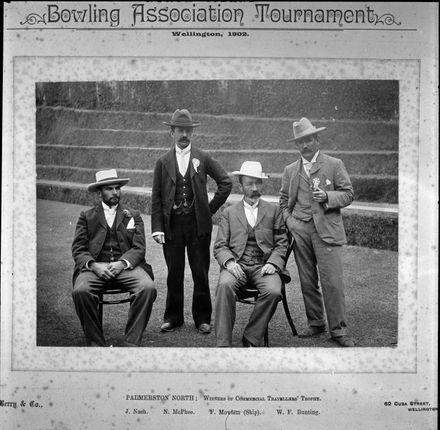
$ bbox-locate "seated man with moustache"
[72,169,156,347]
[213,161,290,347]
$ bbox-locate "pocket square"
[126,218,135,229]
[325,179,332,186]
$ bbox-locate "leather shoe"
[332,336,356,347]
[160,322,182,332]
[197,323,211,334]
[299,326,326,338]
[242,337,257,347]
[122,340,140,347]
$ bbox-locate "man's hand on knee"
[261,263,277,276]
[225,260,246,280]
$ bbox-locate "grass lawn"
[37,199,398,348]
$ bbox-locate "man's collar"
[243,198,260,209]
[301,150,320,164]
[101,201,118,211]
[175,144,191,155]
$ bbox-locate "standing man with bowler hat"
[72,169,156,347]
[151,109,232,334]
[279,117,355,347]
[214,161,290,347]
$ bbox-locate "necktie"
[248,208,256,228]
[303,161,313,177]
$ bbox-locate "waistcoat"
[96,221,122,262]
[292,173,313,221]
[173,164,194,215]
[239,223,265,265]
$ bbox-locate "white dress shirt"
[175,144,191,176]
[301,150,320,177]
[243,199,259,228]
[102,202,118,227]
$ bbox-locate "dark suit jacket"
[72,203,154,284]
[279,152,354,245]
[214,199,290,282]
[151,146,232,239]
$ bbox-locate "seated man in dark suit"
[213,161,290,347]
[72,169,156,347]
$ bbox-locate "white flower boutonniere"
[325,179,332,187]
[312,177,321,190]
[192,158,200,173]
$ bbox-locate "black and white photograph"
[35,79,399,350]
[2,2,437,429]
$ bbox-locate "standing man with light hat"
[279,117,355,347]
[72,169,156,347]
[214,161,290,347]
[151,109,232,335]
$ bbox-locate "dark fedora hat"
[163,109,200,128]
[87,169,130,192]
[286,117,326,142]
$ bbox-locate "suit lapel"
[290,160,301,199]
[115,205,126,229]
[309,152,323,176]
[189,146,199,178]
[163,148,177,184]
[234,201,249,230]
[254,199,267,228]
[95,204,107,230]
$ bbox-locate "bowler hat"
[87,169,130,192]
[163,109,200,128]
[232,161,268,179]
[287,117,326,142]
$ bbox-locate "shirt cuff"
[223,258,235,269]
[152,232,164,237]
[85,260,95,271]
[268,262,281,272]
[121,259,132,270]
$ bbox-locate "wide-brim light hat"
[163,109,200,128]
[87,169,130,192]
[232,161,268,179]
[287,117,326,142]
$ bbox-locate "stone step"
[60,128,236,149]
[37,106,399,151]
[37,165,398,203]
[37,145,398,176]
[48,126,398,152]
[36,179,398,251]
